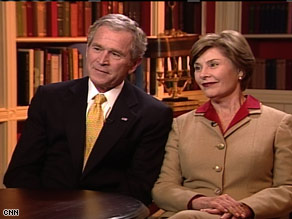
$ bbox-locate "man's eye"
[111,52,121,58]
[94,46,102,51]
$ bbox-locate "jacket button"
[211,121,217,127]
[214,165,222,172]
[216,143,225,150]
[214,188,222,195]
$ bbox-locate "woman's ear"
[238,71,244,80]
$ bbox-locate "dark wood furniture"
[0,188,149,219]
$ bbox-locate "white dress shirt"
[86,78,124,119]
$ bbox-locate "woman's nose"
[198,66,209,79]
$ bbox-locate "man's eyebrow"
[91,42,101,47]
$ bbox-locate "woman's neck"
[211,93,246,132]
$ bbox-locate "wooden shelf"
[244,34,292,39]
[16,37,87,43]
[0,107,28,123]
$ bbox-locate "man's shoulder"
[36,78,87,97]
[130,85,169,109]
[43,77,87,90]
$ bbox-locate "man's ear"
[128,58,142,74]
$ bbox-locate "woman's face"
[193,47,241,101]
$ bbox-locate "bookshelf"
[0,1,154,188]
[0,1,291,188]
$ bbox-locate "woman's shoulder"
[260,104,292,125]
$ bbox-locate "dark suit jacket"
[4,77,173,205]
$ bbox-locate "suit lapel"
[82,81,138,175]
[64,77,89,173]
[224,117,251,138]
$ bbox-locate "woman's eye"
[194,65,201,72]
[209,62,218,68]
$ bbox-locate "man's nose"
[98,51,109,64]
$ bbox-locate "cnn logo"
[3,209,19,216]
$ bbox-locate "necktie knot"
[94,94,107,105]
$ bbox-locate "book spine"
[47,2,58,37]
[84,2,92,36]
[77,1,84,36]
[70,2,78,37]
[63,2,70,37]
[16,2,27,37]
[57,2,64,36]
[26,2,33,37]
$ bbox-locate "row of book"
[17,47,84,106]
[242,2,292,34]
[16,1,144,38]
[248,58,292,90]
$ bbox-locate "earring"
[239,76,243,80]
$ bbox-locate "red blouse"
[196,95,261,134]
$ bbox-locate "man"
[4,14,173,206]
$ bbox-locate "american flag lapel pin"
[121,117,128,122]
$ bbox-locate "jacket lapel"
[64,77,89,173]
[82,81,138,175]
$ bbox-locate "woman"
[152,30,292,219]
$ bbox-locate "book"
[47,2,58,37]
[100,2,109,16]
[33,49,45,93]
[251,58,266,89]
[57,2,64,36]
[91,2,101,23]
[276,59,286,90]
[265,59,277,89]
[26,2,33,37]
[50,53,61,83]
[44,51,52,85]
[16,2,27,37]
[140,2,151,35]
[61,48,69,81]
[70,2,78,37]
[32,2,47,37]
[77,1,84,36]
[45,47,67,83]
[17,49,34,106]
[62,2,70,37]
[84,2,92,35]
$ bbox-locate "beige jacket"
[152,104,292,218]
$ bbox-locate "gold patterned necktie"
[84,94,107,168]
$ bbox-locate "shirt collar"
[196,95,260,114]
[87,78,124,107]
[195,95,261,133]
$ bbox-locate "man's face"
[86,25,140,93]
